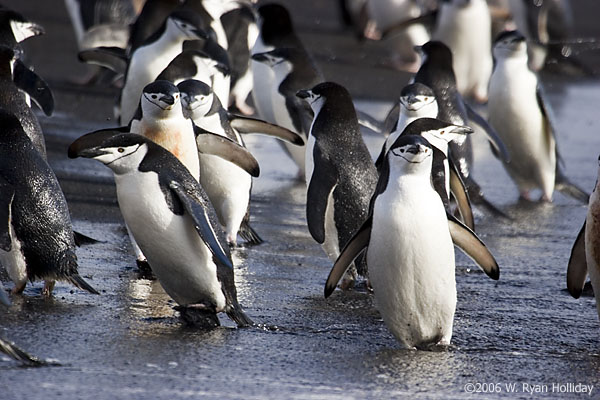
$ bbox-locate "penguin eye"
[400,148,405,153]
[151,95,158,100]
[175,94,179,99]
[423,97,428,101]
[117,148,125,153]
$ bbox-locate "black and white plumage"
[297,82,378,286]
[0,5,44,48]
[325,134,499,346]
[414,40,510,217]
[68,131,253,327]
[488,30,588,203]
[251,47,323,179]
[119,10,208,124]
[178,78,303,245]
[0,109,98,296]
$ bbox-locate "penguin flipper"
[229,115,305,145]
[567,221,588,298]
[382,101,400,137]
[60,250,100,295]
[78,46,128,76]
[306,145,337,244]
[194,126,260,177]
[555,168,590,203]
[0,179,15,252]
[0,336,47,365]
[356,109,383,134]
[447,213,500,280]
[465,102,510,162]
[448,159,475,230]
[325,216,371,298]
[169,181,234,270]
[13,60,54,116]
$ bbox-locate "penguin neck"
[389,158,433,189]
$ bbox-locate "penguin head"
[182,41,231,76]
[0,8,44,43]
[251,48,292,69]
[493,30,527,59]
[166,11,208,41]
[141,80,182,117]
[177,79,214,120]
[414,41,453,68]
[387,135,433,175]
[68,131,150,175]
[297,82,353,119]
[402,118,473,151]
[399,83,437,112]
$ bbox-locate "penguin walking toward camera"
[567,156,600,322]
[297,82,378,287]
[432,0,493,102]
[488,30,588,203]
[178,79,303,245]
[125,80,260,267]
[68,131,253,328]
[119,10,207,124]
[251,47,323,180]
[0,110,98,296]
[325,135,499,347]
[414,40,510,217]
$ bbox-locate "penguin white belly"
[585,189,600,321]
[434,1,492,100]
[199,154,252,243]
[305,133,316,189]
[488,65,556,198]
[322,187,340,261]
[120,45,182,124]
[115,171,226,310]
[0,212,28,290]
[251,38,276,123]
[368,178,456,348]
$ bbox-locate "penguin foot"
[176,304,220,329]
[42,280,55,297]
[11,282,26,295]
[136,260,155,280]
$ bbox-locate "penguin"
[128,0,184,54]
[0,109,98,296]
[324,135,499,347]
[119,10,208,124]
[251,47,323,180]
[296,82,379,286]
[414,40,510,217]
[375,117,475,230]
[222,4,258,115]
[487,30,588,203]
[182,0,246,50]
[177,78,303,245]
[432,0,493,102]
[127,80,260,266]
[0,46,48,157]
[567,155,600,322]
[68,131,253,328]
[251,3,307,125]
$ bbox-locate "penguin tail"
[67,274,100,295]
[73,231,102,246]
[227,303,254,328]
[555,169,590,204]
[238,221,263,245]
[0,336,49,366]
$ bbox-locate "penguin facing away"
[567,155,600,322]
[68,131,253,328]
[325,134,499,347]
[0,109,98,296]
[488,30,588,203]
[297,82,379,286]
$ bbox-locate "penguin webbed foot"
[135,260,156,280]
[176,304,221,329]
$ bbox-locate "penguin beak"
[251,52,269,63]
[450,125,474,135]
[162,95,176,106]
[296,89,312,99]
[192,27,209,40]
[405,144,421,155]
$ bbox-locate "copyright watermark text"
[463,382,594,396]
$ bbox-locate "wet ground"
[1,1,600,399]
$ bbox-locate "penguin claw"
[42,280,55,297]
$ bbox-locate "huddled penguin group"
[0,0,599,362]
